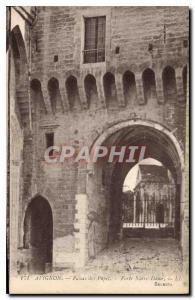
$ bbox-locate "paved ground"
[44,238,183,280]
[84,238,183,276]
[20,238,186,294]
[22,238,186,294]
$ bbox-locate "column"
[77,77,88,109]
[115,73,126,107]
[133,194,136,223]
[156,73,165,103]
[96,75,106,108]
[135,72,145,105]
[142,191,145,226]
[59,78,70,111]
[42,81,52,114]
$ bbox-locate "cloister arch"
[87,120,184,258]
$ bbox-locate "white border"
[0,1,192,299]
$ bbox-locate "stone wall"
[17,7,189,269]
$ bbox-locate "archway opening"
[66,76,80,110]
[142,68,156,103]
[103,72,117,107]
[122,158,176,238]
[23,196,53,274]
[84,74,98,108]
[88,123,182,258]
[162,66,177,101]
[123,71,136,104]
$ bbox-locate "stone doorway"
[86,121,184,262]
[23,196,53,274]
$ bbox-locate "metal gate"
[122,189,175,237]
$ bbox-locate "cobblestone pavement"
[25,238,186,294]
[45,238,183,279]
[84,238,183,276]
[24,237,187,296]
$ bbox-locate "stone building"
[122,165,175,236]
[123,165,176,236]
[8,6,189,274]
[134,165,175,226]
[7,6,37,275]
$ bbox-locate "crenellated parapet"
[29,61,188,115]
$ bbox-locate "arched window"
[123,71,136,104]
[66,76,80,110]
[142,68,156,103]
[84,74,98,107]
[162,66,177,101]
[31,79,46,114]
[48,77,62,114]
[103,72,117,107]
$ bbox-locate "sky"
[123,158,162,192]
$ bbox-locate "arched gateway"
[23,196,53,274]
[85,120,184,259]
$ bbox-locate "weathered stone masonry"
[12,7,189,271]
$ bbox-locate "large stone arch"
[10,25,29,121]
[9,24,27,275]
[85,120,185,261]
[11,25,28,82]
[89,120,184,169]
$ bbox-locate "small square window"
[84,16,106,64]
[115,46,120,54]
[54,55,58,62]
[45,133,54,157]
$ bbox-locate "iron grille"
[122,190,175,229]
